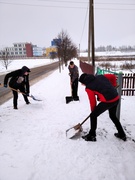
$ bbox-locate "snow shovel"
[65,79,73,104]
[66,114,90,138]
[0,83,42,101]
[65,96,73,104]
[65,77,73,104]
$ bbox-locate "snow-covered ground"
[80,51,135,57]
[0,58,58,75]
[0,58,135,180]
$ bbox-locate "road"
[0,61,59,105]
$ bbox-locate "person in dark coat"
[79,73,126,142]
[4,66,31,109]
[68,61,79,101]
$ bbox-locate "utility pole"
[88,0,91,64]
[88,0,95,69]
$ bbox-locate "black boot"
[73,96,79,101]
[14,106,18,110]
[26,101,30,104]
[114,133,127,141]
[82,134,96,141]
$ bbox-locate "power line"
[0,1,135,10]
[0,1,87,9]
[95,8,135,11]
[95,2,135,6]
[79,4,88,46]
[39,0,135,6]
[38,0,88,3]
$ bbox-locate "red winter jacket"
[104,74,117,87]
[80,74,119,111]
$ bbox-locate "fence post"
[116,73,123,120]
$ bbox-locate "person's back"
[81,74,119,102]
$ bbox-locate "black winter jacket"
[4,68,30,93]
[79,74,119,111]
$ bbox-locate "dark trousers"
[71,78,78,98]
[89,100,125,136]
[11,84,29,107]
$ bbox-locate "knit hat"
[79,73,88,84]
[79,73,95,85]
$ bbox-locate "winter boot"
[114,133,127,141]
[82,134,96,142]
[73,96,79,101]
[26,101,30,104]
[14,106,18,110]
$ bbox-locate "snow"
[80,51,135,57]
[0,58,57,75]
[0,58,135,180]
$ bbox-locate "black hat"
[22,66,31,73]
[79,73,95,85]
[69,61,74,65]
[79,73,88,84]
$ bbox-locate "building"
[0,42,33,58]
[45,46,57,57]
[51,38,61,46]
[33,45,43,57]
[45,39,61,58]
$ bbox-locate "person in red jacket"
[79,73,126,142]
[104,73,118,87]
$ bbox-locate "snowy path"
[0,62,135,180]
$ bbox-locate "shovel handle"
[0,82,27,96]
[80,114,91,126]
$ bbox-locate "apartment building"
[1,42,33,58]
[33,45,43,57]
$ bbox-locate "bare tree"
[55,30,78,67]
[0,49,12,70]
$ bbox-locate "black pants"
[11,84,29,107]
[71,78,78,99]
[89,100,125,136]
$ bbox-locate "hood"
[79,73,95,85]
[21,66,31,74]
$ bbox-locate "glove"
[4,84,7,88]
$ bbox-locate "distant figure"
[68,61,79,101]
[79,73,126,142]
[4,66,31,109]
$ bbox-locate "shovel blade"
[66,123,82,139]
[65,96,73,104]
[30,95,42,101]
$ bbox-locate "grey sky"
[0,0,135,50]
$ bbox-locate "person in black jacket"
[79,73,126,142]
[4,66,31,109]
[68,61,79,101]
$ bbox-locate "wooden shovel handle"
[73,114,90,130]
[0,82,27,96]
[80,114,90,125]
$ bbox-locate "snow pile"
[0,59,135,180]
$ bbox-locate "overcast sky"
[0,0,135,50]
